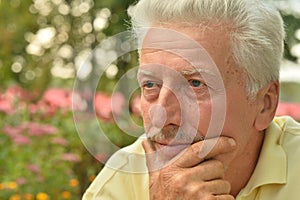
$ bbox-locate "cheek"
[197,102,213,136]
[221,95,255,149]
[140,99,151,128]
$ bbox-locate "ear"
[254,82,279,131]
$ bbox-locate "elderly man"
[83,0,300,199]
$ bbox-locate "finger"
[186,159,225,181]
[213,195,235,200]
[204,180,231,195]
[174,137,236,168]
[142,139,160,172]
[142,139,156,154]
[183,180,232,199]
[184,180,231,196]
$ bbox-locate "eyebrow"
[138,68,217,77]
[137,69,154,77]
[180,69,216,77]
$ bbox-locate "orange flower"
[89,175,96,182]
[0,183,5,190]
[69,179,79,187]
[7,182,18,189]
[61,191,71,199]
[9,194,21,200]
[24,193,34,200]
[36,192,49,200]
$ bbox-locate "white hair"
[128,0,285,97]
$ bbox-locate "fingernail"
[228,138,236,147]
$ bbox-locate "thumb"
[142,139,169,173]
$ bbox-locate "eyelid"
[187,77,206,84]
[142,80,159,87]
[141,80,161,100]
[189,79,203,87]
[139,76,162,85]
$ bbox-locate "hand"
[142,137,236,200]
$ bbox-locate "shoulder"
[274,115,300,150]
[267,116,300,155]
[273,116,300,136]
[272,116,300,146]
[269,116,300,198]
[105,134,147,173]
[83,135,148,200]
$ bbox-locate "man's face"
[138,25,260,163]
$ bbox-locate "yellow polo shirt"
[83,116,300,200]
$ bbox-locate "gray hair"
[128,0,285,97]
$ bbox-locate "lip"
[152,141,190,158]
[154,141,191,147]
[152,137,203,146]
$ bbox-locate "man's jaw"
[145,125,205,159]
[146,126,205,145]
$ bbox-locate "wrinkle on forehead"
[140,25,233,70]
[139,25,243,91]
[141,23,232,48]
[140,47,220,80]
[138,67,217,80]
[142,29,205,53]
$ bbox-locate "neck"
[225,131,265,197]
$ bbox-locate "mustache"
[146,125,205,145]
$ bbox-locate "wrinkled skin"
[143,137,236,200]
[138,24,275,199]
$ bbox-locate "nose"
[150,86,181,128]
[150,104,167,129]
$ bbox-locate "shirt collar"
[237,118,287,198]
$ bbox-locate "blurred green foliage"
[0,0,299,199]
[282,14,300,62]
[0,0,299,96]
[0,0,137,93]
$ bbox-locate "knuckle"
[211,159,225,171]
[171,173,186,188]
[185,184,199,194]
[198,183,209,191]
[202,195,216,200]
[159,167,191,190]
[158,169,174,183]
[224,181,231,193]
[190,143,201,158]
[230,196,235,200]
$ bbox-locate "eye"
[141,80,161,101]
[143,81,158,88]
[189,80,203,87]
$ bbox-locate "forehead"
[140,25,233,75]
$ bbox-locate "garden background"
[1,0,300,199]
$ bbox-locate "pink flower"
[43,88,72,109]
[94,92,112,120]
[26,122,57,136]
[94,92,124,121]
[130,95,141,116]
[3,125,31,145]
[61,153,81,162]
[0,97,14,114]
[51,137,68,146]
[72,92,88,111]
[16,177,27,185]
[3,122,58,145]
[3,125,24,137]
[111,92,125,115]
[276,102,300,120]
[0,85,37,114]
[5,85,30,101]
[95,153,108,163]
[12,135,31,145]
[27,164,40,173]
